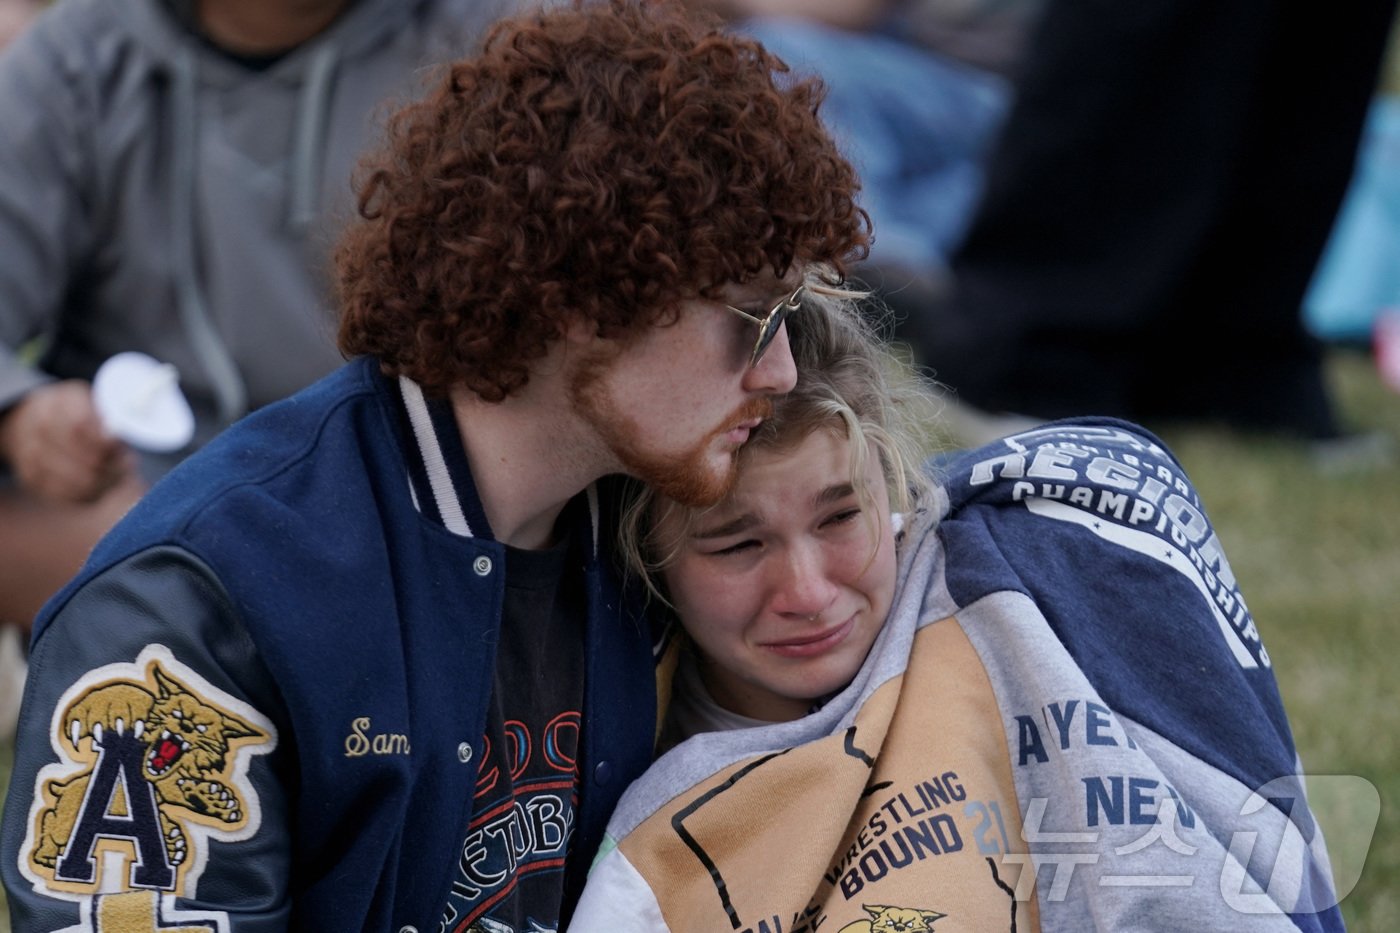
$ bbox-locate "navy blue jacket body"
[2,357,657,932]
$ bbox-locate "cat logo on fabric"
[838,904,947,933]
[18,645,276,929]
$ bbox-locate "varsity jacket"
[1,357,659,932]
[571,421,1343,932]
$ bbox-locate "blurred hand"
[0,380,137,504]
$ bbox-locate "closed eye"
[707,538,760,557]
[821,507,862,529]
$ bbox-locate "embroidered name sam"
[344,717,411,757]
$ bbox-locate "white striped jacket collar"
[396,375,601,556]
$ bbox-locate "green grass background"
[1,349,1397,930]
[1156,349,1400,930]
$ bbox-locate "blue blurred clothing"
[1305,97,1400,342]
[741,16,1011,274]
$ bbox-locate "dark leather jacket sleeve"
[2,546,294,932]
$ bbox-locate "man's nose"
[742,322,797,395]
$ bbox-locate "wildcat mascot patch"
[837,904,947,933]
[17,644,276,931]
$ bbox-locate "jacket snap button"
[457,742,473,763]
[399,927,418,933]
[594,760,612,785]
[473,556,493,576]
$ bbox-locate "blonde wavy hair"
[617,273,942,607]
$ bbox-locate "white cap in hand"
[93,352,196,453]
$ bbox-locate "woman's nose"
[768,543,838,620]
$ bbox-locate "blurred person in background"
[0,0,41,48]
[890,0,1400,446]
[693,0,1044,306]
[0,0,44,750]
[0,0,522,639]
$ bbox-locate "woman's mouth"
[762,616,856,659]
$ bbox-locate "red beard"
[569,356,771,508]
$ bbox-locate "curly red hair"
[336,0,869,400]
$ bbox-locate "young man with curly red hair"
[1,1,868,931]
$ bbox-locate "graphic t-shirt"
[437,532,587,933]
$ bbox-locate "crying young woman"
[567,287,1346,933]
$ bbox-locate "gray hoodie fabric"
[0,0,518,471]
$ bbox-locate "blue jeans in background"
[741,17,1012,275]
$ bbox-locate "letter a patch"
[17,645,276,929]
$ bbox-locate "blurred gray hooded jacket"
[0,0,517,472]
